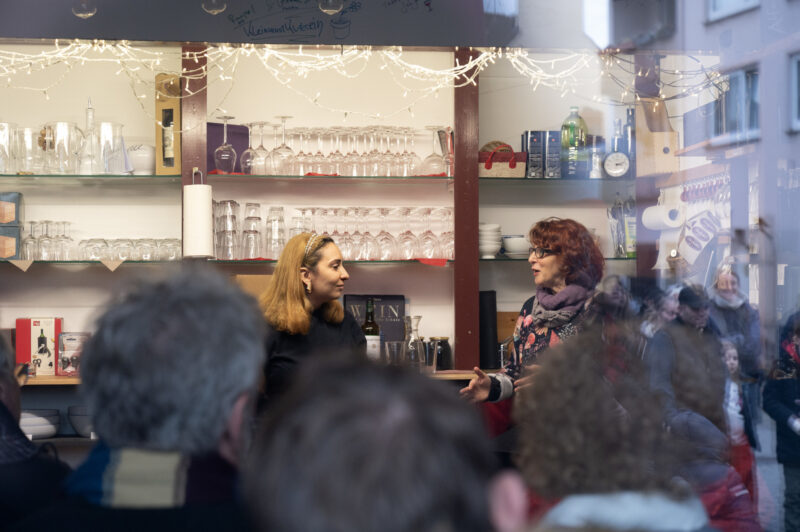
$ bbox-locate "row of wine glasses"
[18,220,180,261]
[210,203,454,261]
[213,115,452,178]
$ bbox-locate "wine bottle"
[362,297,381,361]
[624,106,636,175]
[560,106,588,179]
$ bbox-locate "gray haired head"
[80,265,266,453]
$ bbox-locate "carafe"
[403,315,425,372]
[0,122,17,174]
[97,122,126,174]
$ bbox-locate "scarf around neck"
[710,288,745,310]
[532,283,592,329]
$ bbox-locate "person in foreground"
[12,265,266,532]
[244,359,530,532]
[460,218,604,441]
[259,232,365,407]
[0,336,71,529]
[516,326,713,532]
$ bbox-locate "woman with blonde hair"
[260,233,365,407]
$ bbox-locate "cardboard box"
[343,295,405,360]
[544,130,561,179]
[16,318,63,376]
[0,225,21,259]
[522,130,545,178]
[57,332,90,376]
[155,73,181,175]
[0,192,22,225]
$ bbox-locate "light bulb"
[318,0,344,15]
[72,0,97,19]
[201,0,227,15]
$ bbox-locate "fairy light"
[0,40,725,126]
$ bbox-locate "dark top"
[0,402,71,530]
[263,307,366,405]
[763,340,800,465]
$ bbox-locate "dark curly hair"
[513,325,689,499]
[529,217,604,289]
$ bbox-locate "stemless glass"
[214,115,237,174]
[241,230,262,259]
[418,126,446,175]
[136,238,158,261]
[240,123,257,175]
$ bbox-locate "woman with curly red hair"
[460,218,604,426]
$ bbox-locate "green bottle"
[560,106,588,179]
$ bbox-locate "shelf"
[208,174,453,186]
[25,375,80,386]
[210,259,453,265]
[479,177,635,184]
[481,256,636,262]
[0,174,181,186]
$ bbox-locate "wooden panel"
[233,274,272,300]
[181,45,207,186]
[453,48,480,370]
[497,311,518,345]
[25,376,80,386]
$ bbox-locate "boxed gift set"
[15,317,63,377]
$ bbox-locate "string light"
[0,41,726,126]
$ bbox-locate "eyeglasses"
[14,363,29,387]
[529,247,554,259]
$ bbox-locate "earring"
[304,283,312,295]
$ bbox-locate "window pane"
[747,71,759,131]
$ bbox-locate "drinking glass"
[213,115,237,174]
[272,116,295,175]
[288,216,306,238]
[244,202,261,219]
[0,122,17,174]
[265,206,286,259]
[216,230,239,260]
[435,207,454,260]
[109,239,135,260]
[83,238,109,260]
[328,128,345,176]
[240,123,257,175]
[385,341,405,366]
[243,216,262,232]
[402,127,421,176]
[159,239,182,261]
[241,230,262,259]
[16,127,44,173]
[418,126,446,175]
[136,238,158,261]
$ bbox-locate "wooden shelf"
[430,370,498,380]
[656,163,728,188]
[25,375,80,386]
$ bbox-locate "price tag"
[677,210,722,265]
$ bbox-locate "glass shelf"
[0,173,181,186]
[481,256,636,262]
[479,177,635,184]
[210,259,454,265]
[208,174,453,185]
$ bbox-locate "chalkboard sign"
[0,0,519,47]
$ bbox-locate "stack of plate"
[68,405,93,438]
[479,223,502,259]
[20,409,60,440]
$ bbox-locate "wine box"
[0,192,22,226]
[343,294,405,360]
[155,73,181,175]
[544,130,561,179]
[15,318,63,377]
[522,130,545,178]
[0,225,21,259]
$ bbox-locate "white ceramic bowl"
[479,242,501,259]
[503,236,530,254]
[127,143,156,175]
[20,409,60,440]
[479,223,501,231]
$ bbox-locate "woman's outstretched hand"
[459,367,491,403]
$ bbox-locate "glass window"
[711,68,759,140]
[708,0,760,21]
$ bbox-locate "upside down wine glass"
[272,115,295,175]
[214,115,237,174]
[417,126,446,176]
[240,123,257,175]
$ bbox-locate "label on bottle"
[624,215,637,258]
[365,335,381,361]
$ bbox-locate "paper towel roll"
[183,184,214,258]
[642,205,684,231]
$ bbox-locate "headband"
[303,233,321,259]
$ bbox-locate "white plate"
[505,252,530,259]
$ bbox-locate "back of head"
[244,360,496,532]
[514,325,685,499]
[80,264,266,453]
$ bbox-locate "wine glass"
[417,207,441,259]
[214,115,237,174]
[272,115,295,175]
[253,122,271,175]
[21,221,40,260]
[417,126,446,176]
[402,127,422,176]
[356,207,379,260]
[240,123,257,175]
[396,207,420,259]
[375,207,398,260]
